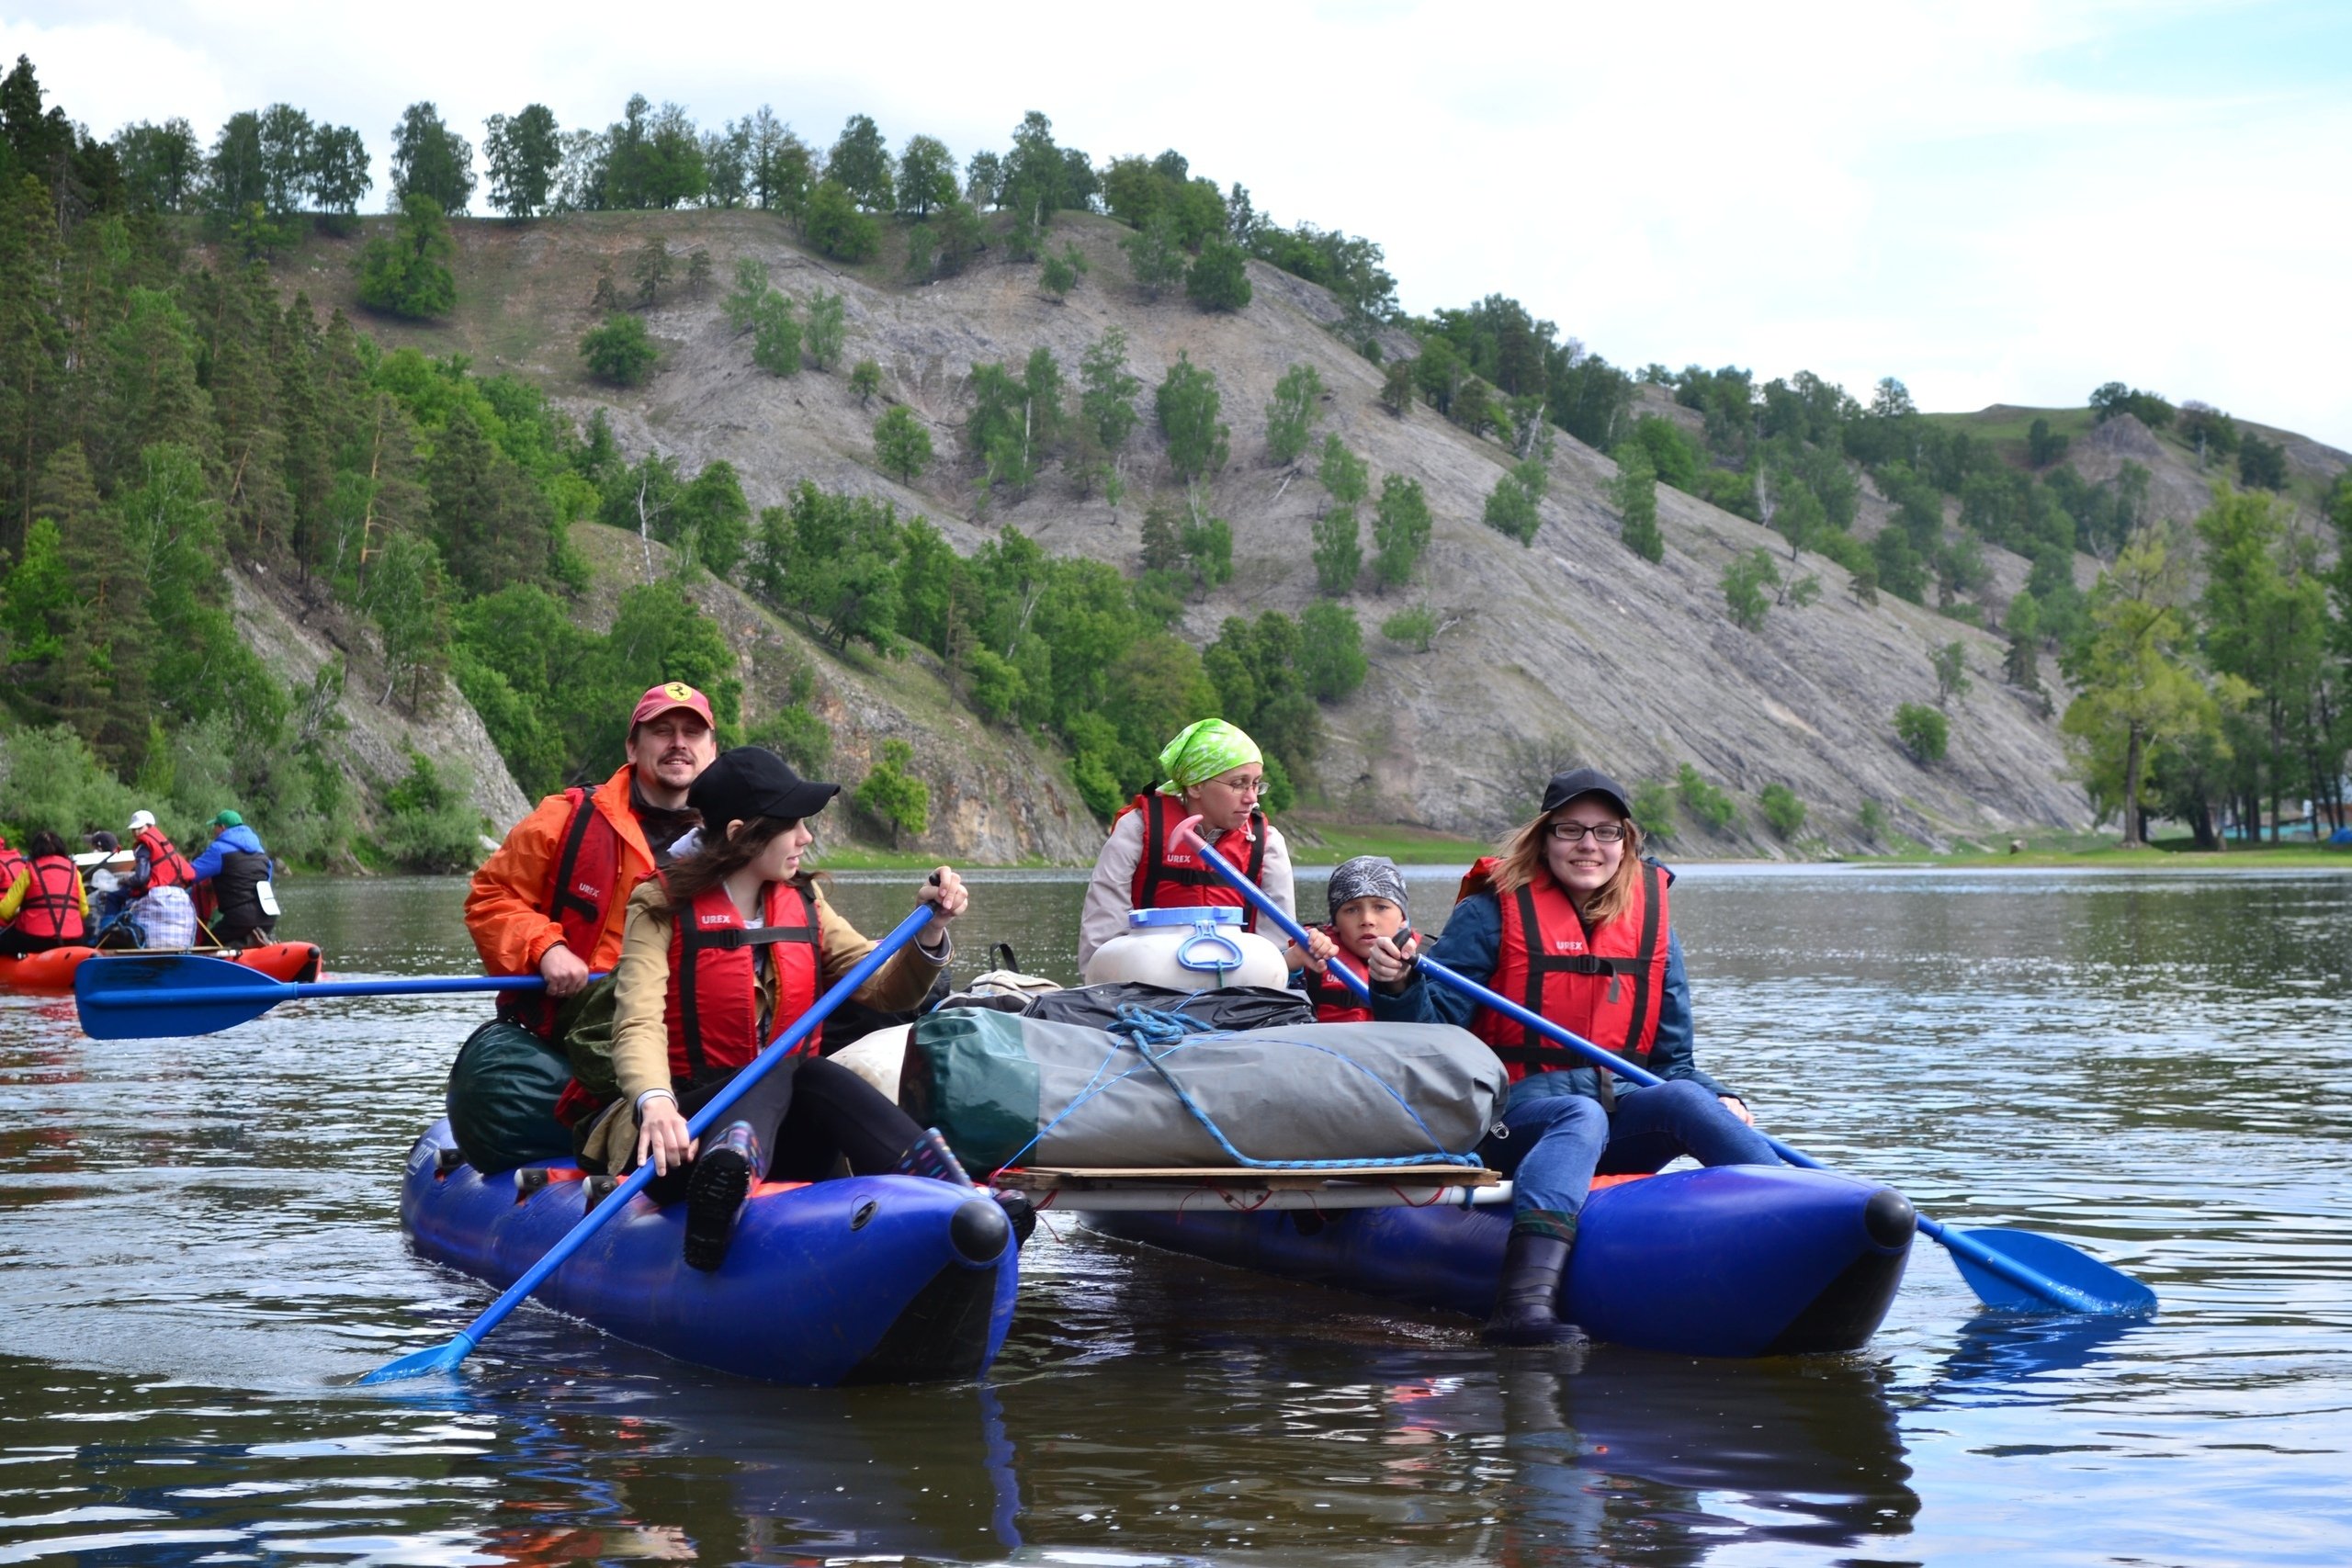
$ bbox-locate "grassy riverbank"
[1855,834,2351,870]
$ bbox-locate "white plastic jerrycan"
[1080,906,1290,990]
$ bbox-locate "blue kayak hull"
[400,1121,1019,1385]
[1090,1165,1913,1357]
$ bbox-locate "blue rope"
[989,1000,1483,1173]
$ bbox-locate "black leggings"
[646,1055,923,1199]
[0,930,74,958]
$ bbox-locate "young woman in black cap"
[1367,767,1781,1346]
[587,747,989,1269]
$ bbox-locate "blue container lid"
[1128,906,1242,929]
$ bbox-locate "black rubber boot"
[1484,1230,1590,1348]
[682,1122,761,1272]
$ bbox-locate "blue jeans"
[1480,1076,1781,1240]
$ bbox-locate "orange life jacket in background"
[662,877,824,1087]
[1465,857,1669,1087]
[1119,791,1268,931]
[133,826,195,890]
[11,855,88,942]
[501,783,626,1039]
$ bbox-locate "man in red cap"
[449,682,724,1171]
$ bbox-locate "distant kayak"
[1090,1163,1917,1357]
[1,940,322,994]
[401,1119,1021,1386]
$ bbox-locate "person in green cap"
[1078,718,1334,970]
[188,809,279,948]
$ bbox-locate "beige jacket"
[580,875,951,1170]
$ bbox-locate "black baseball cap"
[687,747,840,826]
[1540,766,1634,819]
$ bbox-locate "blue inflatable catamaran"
[401,1120,1021,1385]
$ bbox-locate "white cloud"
[5,0,2346,446]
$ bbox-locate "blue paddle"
[360,898,943,1384]
[73,954,606,1041]
[1168,817,2156,1318]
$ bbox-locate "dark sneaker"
[992,1189,1038,1246]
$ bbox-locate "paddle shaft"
[367,901,940,1381]
[1169,821,2122,1317]
[78,974,582,1013]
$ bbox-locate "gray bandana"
[1327,855,1408,920]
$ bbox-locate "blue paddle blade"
[1948,1227,2158,1316]
[358,1333,477,1385]
[74,953,297,1040]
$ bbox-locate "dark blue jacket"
[189,824,269,883]
[1366,888,1735,1105]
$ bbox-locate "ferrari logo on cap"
[665,682,693,699]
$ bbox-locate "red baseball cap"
[629,682,716,728]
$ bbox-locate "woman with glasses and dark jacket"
[1365,768,1781,1347]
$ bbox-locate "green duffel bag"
[902,1007,1505,1176]
[445,1018,577,1174]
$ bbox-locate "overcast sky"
[7,0,2348,448]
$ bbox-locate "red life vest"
[134,826,195,890]
[1296,927,1415,1024]
[10,854,88,942]
[0,839,26,893]
[502,783,626,1039]
[1464,856,1669,1088]
[1118,791,1268,931]
[662,877,825,1088]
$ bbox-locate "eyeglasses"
[1548,821,1626,843]
[1212,776,1265,797]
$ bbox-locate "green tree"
[723,254,769,332]
[1380,604,1437,651]
[1931,641,1972,707]
[825,114,895,210]
[1721,548,1780,632]
[2026,416,2070,468]
[581,311,657,386]
[1894,702,1949,765]
[1758,783,1806,839]
[894,133,956,217]
[2237,433,2287,491]
[630,235,673,307]
[1675,762,1736,831]
[1156,353,1227,480]
[804,288,845,371]
[850,358,882,401]
[678,460,751,577]
[1263,362,1325,466]
[1482,471,1540,544]
[482,105,561,218]
[305,123,371,227]
[389,101,474,213]
[1122,211,1185,300]
[1378,357,1415,417]
[854,738,929,846]
[1186,236,1252,311]
[1297,601,1367,701]
[1080,328,1141,452]
[685,247,712,298]
[750,289,800,375]
[1372,474,1431,592]
[363,530,451,711]
[1607,443,1662,561]
[1311,502,1361,597]
[1039,242,1089,300]
[354,193,457,320]
[874,403,933,481]
[2059,534,2219,842]
[804,179,879,261]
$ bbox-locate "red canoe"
[0,941,323,994]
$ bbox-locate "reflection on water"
[2,866,2347,1565]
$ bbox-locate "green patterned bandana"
[1157,718,1262,795]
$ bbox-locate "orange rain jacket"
[464,764,657,979]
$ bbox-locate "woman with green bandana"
[1078,719,1329,971]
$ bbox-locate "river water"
[2,864,2346,1566]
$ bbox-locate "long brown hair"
[653,816,814,916]
[1487,803,1645,928]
